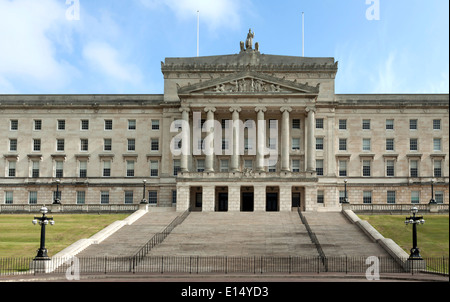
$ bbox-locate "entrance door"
[218,193,228,211]
[266,193,278,211]
[242,192,254,211]
[292,192,301,208]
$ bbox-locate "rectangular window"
[292,119,300,129]
[77,191,85,204]
[126,160,135,177]
[151,119,160,130]
[268,138,276,150]
[197,159,205,172]
[103,160,111,177]
[339,191,346,203]
[104,139,112,151]
[57,139,65,152]
[410,160,418,177]
[362,119,371,130]
[268,159,276,172]
[317,190,324,203]
[173,137,182,150]
[339,119,347,130]
[386,160,395,176]
[79,160,87,178]
[128,120,136,130]
[101,191,109,204]
[316,138,323,150]
[81,119,89,130]
[291,138,300,150]
[362,138,371,151]
[410,139,418,151]
[433,119,441,130]
[57,120,65,130]
[316,160,323,176]
[292,159,300,172]
[221,119,230,129]
[128,139,136,151]
[8,161,16,177]
[339,138,347,151]
[434,160,442,177]
[435,191,444,204]
[55,161,64,178]
[148,191,157,204]
[80,139,88,151]
[386,119,394,130]
[150,160,159,177]
[269,119,277,129]
[173,159,181,176]
[34,120,42,131]
[29,191,38,204]
[220,159,229,172]
[386,139,394,151]
[362,160,371,177]
[316,118,324,129]
[172,190,177,204]
[33,139,41,151]
[5,191,13,204]
[124,191,134,204]
[32,161,39,178]
[363,191,372,204]
[222,138,229,151]
[433,138,441,151]
[387,191,396,204]
[410,119,417,130]
[9,139,17,152]
[10,120,18,131]
[244,159,253,170]
[411,191,420,204]
[104,120,113,130]
[339,160,347,177]
[151,138,159,151]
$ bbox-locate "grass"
[0,214,129,258]
[358,214,449,258]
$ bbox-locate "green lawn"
[0,214,129,258]
[358,214,449,258]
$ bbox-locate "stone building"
[1,37,448,212]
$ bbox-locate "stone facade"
[0,42,448,212]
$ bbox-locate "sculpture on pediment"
[240,29,259,53]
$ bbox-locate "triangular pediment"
[177,71,320,96]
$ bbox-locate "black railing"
[1,256,448,276]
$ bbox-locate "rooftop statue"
[240,28,259,53]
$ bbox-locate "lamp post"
[140,179,147,204]
[53,179,61,204]
[32,206,55,260]
[343,179,349,203]
[404,207,425,260]
[429,179,436,204]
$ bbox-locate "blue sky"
[0,0,448,95]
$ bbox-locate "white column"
[180,106,190,172]
[306,107,316,172]
[229,106,241,172]
[204,106,216,172]
[280,106,292,171]
[255,106,267,172]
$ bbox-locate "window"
[222,138,229,151]
[363,191,372,204]
[386,139,394,151]
[55,161,64,178]
[57,120,65,130]
[220,159,229,172]
[103,160,111,177]
[53,191,61,203]
[5,191,13,204]
[152,119,160,130]
[386,119,394,130]
[197,159,205,172]
[124,191,134,204]
[410,139,418,151]
[362,138,371,151]
[10,120,18,131]
[172,190,177,204]
[128,120,136,130]
[268,138,276,150]
[104,120,113,130]
[150,138,159,151]
[34,120,42,131]
[32,161,40,178]
[77,191,85,204]
[411,191,420,204]
[292,159,300,172]
[433,119,441,130]
[316,160,324,176]
[386,160,395,177]
[127,139,135,151]
[148,191,157,204]
[316,138,323,150]
[101,191,109,204]
[244,159,253,170]
[33,139,41,152]
[316,118,324,129]
[29,191,38,204]
[339,119,347,130]
[173,159,181,176]
[292,138,300,150]
[410,160,419,177]
[387,191,396,204]
[339,160,347,177]
[9,139,17,152]
[339,191,346,203]
[104,139,112,151]
[362,119,371,130]
[244,119,254,129]
[81,119,89,130]
[80,139,88,151]
[79,160,87,178]
[433,138,441,151]
[244,138,253,151]
[150,160,159,177]
[362,160,371,177]
[173,137,182,150]
[410,119,417,130]
[269,119,277,129]
[221,119,230,129]
[57,139,65,152]
[126,160,135,177]
[339,138,347,151]
[8,161,16,177]
[434,160,442,177]
[268,159,276,172]
[435,191,444,204]
[317,190,324,203]
[292,119,300,129]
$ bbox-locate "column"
[179,106,190,172]
[280,106,292,171]
[306,107,316,172]
[255,106,267,172]
[229,106,241,172]
[204,106,216,172]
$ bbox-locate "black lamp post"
[429,179,436,204]
[140,179,147,204]
[32,206,55,260]
[343,179,349,203]
[53,179,61,204]
[404,207,425,260]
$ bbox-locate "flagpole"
[302,12,304,57]
[197,10,200,57]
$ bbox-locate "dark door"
[292,192,301,208]
[266,193,278,211]
[218,193,228,211]
[242,192,254,211]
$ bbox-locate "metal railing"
[1,256,448,276]
[0,204,140,214]
[342,203,449,214]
